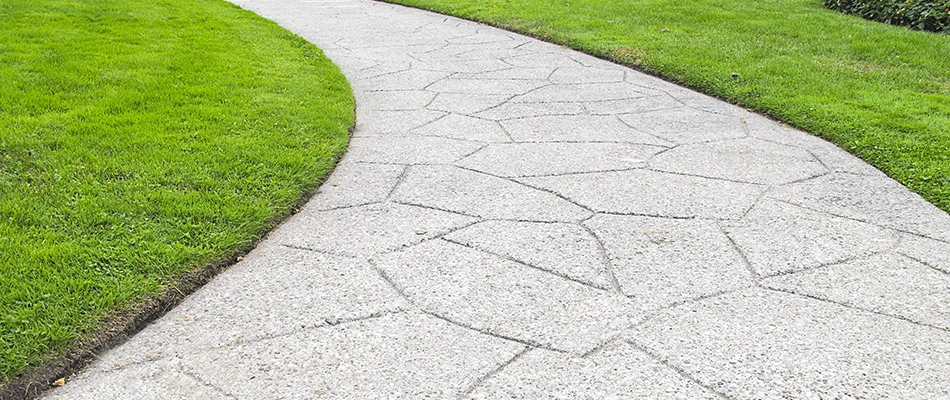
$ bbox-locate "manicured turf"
[386,0,950,212]
[0,0,353,382]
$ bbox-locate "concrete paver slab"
[86,245,406,370]
[723,199,898,276]
[649,138,827,184]
[631,289,950,400]
[475,102,587,121]
[412,58,511,74]
[548,66,625,84]
[454,67,555,81]
[443,220,613,290]
[307,161,405,210]
[764,252,950,330]
[586,215,754,309]
[375,240,643,354]
[426,93,512,115]
[501,114,672,145]
[268,202,476,257]
[409,113,511,142]
[620,107,749,144]
[898,233,950,274]
[456,142,659,177]
[771,173,950,242]
[512,82,658,102]
[357,89,435,111]
[360,69,450,91]
[522,169,765,219]
[182,312,525,399]
[44,358,223,400]
[343,135,482,164]
[426,78,549,95]
[391,165,592,222]
[354,108,445,134]
[469,342,718,399]
[501,52,588,69]
[746,116,890,177]
[583,95,685,115]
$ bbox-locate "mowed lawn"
[0,0,353,382]
[386,0,950,211]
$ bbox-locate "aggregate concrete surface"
[44,0,950,398]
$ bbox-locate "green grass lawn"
[0,0,353,383]
[385,0,950,212]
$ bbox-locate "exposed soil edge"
[0,121,356,400]
[0,249,247,400]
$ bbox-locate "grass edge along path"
[0,0,354,395]
[381,0,950,212]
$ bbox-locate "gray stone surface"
[583,95,685,116]
[469,343,718,399]
[184,312,525,399]
[744,113,892,177]
[620,107,748,144]
[650,138,827,184]
[269,202,476,256]
[44,357,224,400]
[523,169,765,219]
[898,234,950,274]
[723,199,898,276]
[502,52,587,69]
[475,101,587,121]
[343,135,483,164]
[455,67,555,81]
[360,69,449,91]
[632,289,950,399]
[409,113,510,142]
[426,92,511,115]
[354,108,445,134]
[307,161,405,210]
[512,82,658,102]
[376,240,644,354]
[501,114,672,145]
[764,252,950,330]
[456,142,660,177]
[427,77,548,95]
[49,0,950,398]
[89,245,406,370]
[413,58,510,73]
[586,215,754,309]
[771,173,950,242]
[548,66,625,84]
[443,220,613,290]
[391,165,592,222]
[358,89,435,111]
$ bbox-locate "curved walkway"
[45,0,950,398]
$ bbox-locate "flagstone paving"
[44,0,950,399]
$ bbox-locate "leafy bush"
[825,0,950,32]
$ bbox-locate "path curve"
[45,0,950,398]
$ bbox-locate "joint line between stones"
[624,340,733,400]
[764,287,949,334]
[440,237,612,293]
[576,222,624,294]
[458,346,532,398]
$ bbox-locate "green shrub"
[825,0,950,32]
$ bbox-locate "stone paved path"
[44,0,950,399]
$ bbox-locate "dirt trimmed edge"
[0,249,245,400]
